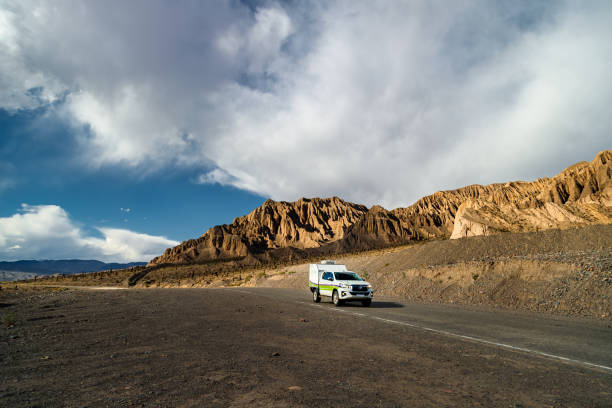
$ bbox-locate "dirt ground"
[1,287,611,407]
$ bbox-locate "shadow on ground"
[339,301,404,309]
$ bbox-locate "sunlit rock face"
[148,197,368,264]
[149,151,612,265]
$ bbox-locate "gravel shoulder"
[1,287,611,407]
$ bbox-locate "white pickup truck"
[309,260,373,306]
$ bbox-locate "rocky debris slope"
[149,151,611,266]
[149,197,367,265]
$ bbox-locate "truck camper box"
[309,261,348,285]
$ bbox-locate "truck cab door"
[320,272,334,296]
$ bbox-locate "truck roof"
[310,263,348,272]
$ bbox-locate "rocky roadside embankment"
[254,251,611,319]
[252,226,612,320]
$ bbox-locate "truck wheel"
[332,290,343,306]
[313,289,321,303]
[361,299,372,307]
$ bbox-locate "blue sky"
[0,0,610,262]
[0,104,266,261]
[0,104,265,261]
[0,106,264,239]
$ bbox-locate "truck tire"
[313,289,321,303]
[361,299,372,307]
[332,290,343,306]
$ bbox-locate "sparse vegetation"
[472,273,479,281]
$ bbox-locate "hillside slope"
[255,224,612,319]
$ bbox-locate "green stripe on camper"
[309,282,338,291]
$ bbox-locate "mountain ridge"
[0,260,146,281]
[149,150,611,266]
[149,197,367,264]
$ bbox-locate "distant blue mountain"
[0,259,146,281]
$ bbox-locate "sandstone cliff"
[324,206,416,253]
[449,150,612,238]
[383,150,611,241]
[149,150,611,265]
[149,197,367,265]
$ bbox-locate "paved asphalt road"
[234,287,612,373]
[3,285,611,406]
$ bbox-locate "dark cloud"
[1,0,610,208]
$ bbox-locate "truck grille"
[351,285,368,292]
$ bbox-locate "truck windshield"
[334,272,362,281]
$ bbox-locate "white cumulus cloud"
[1,1,611,208]
[0,204,178,262]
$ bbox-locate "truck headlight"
[339,283,348,288]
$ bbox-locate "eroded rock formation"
[149,151,612,265]
[149,197,367,264]
[449,150,612,238]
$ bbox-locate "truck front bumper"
[339,290,373,300]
